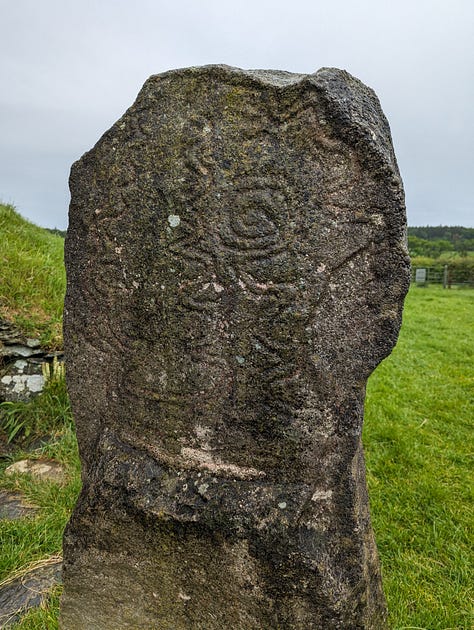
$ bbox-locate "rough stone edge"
[71,64,408,262]
[73,65,403,193]
[146,66,397,173]
[125,64,409,280]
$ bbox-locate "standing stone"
[61,65,410,629]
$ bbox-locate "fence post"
[443,264,448,289]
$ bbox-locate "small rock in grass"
[5,459,66,483]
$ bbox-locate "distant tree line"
[408,226,474,258]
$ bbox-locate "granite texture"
[61,65,410,629]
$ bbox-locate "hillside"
[0,204,65,348]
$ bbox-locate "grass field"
[0,206,472,628]
[365,286,473,629]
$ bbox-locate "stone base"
[60,434,387,630]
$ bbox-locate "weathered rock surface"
[0,359,45,403]
[61,65,410,629]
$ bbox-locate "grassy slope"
[0,203,65,348]
[0,206,472,628]
[0,205,79,628]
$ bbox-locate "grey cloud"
[1,0,473,228]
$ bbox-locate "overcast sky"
[1,0,473,229]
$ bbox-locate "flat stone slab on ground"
[0,558,62,628]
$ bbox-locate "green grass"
[1,363,70,444]
[9,586,63,630]
[0,207,472,627]
[0,379,80,585]
[364,286,473,629]
[0,375,79,630]
[0,203,65,348]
